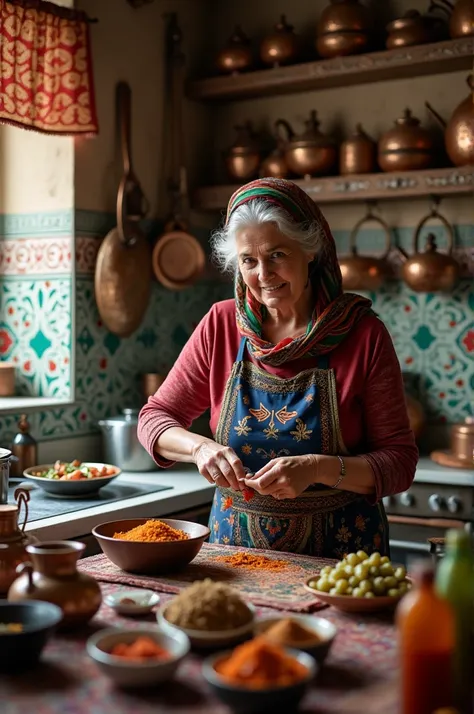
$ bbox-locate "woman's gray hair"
[210,199,327,274]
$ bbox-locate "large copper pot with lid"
[216,25,253,74]
[224,122,261,181]
[425,75,474,167]
[385,9,447,49]
[448,0,474,38]
[339,123,376,175]
[283,110,337,177]
[396,204,460,292]
[260,15,299,67]
[377,108,435,172]
[338,207,392,291]
[316,0,372,58]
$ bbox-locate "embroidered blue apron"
[208,337,389,558]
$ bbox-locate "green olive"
[346,553,360,567]
[373,576,386,596]
[354,563,370,580]
[368,551,381,566]
[349,575,360,588]
[398,581,409,594]
[329,587,338,596]
[359,579,373,594]
[379,563,394,577]
[369,565,380,577]
[394,566,407,581]
[308,579,319,590]
[384,576,398,590]
[328,572,337,586]
[342,565,354,578]
[352,587,364,598]
[364,591,375,599]
[320,566,332,576]
[346,586,353,595]
[380,556,390,565]
[387,588,400,598]
[356,550,369,562]
[335,579,349,595]
[316,577,332,593]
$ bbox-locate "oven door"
[388,514,470,568]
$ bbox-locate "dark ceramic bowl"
[202,647,316,714]
[92,518,210,575]
[0,600,63,671]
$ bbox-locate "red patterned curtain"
[0,0,99,135]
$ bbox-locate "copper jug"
[378,108,435,172]
[8,540,102,629]
[406,393,426,440]
[449,0,474,38]
[216,25,253,74]
[396,205,460,292]
[260,119,294,178]
[450,417,474,462]
[339,208,392,291]
[260,15,299,67]
[224,122,261,182]
[283,111,337,177]
[386,9,447,49]
[316,0,372,58]
[425,75,474,167]
[340,123,376,175]
[0,487,37,595]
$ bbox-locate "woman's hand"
[243,454,318,499]
[192,440,246,491]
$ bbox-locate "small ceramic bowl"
[202,646,316,714]
[104,589,161,616]
[0,601,63,672]
[254,614,337,665]
[157,602,256,649]
[86,626,190,688]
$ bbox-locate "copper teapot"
[224,122,261,181]
[339,207,392,291]
[0,487,37,595]
[216,25,253,74]
[260,119,294,178]
[396,205,460,292]
[339,123,376,175]
[425,75,474,167]
[283,110,337,177]
[378,108,435,172]
[260,15,299,67]
[316,0,372,58]
[448,0,474,38]
[385,9,447,49]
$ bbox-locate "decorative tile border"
[0,210,73,238]
[76,235,100,275]
[0,237,72,275]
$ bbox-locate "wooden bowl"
[303,577,405,613]
[92,518,210,575]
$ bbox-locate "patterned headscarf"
[227,178,372,366]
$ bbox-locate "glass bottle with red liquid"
[396,560,455,714]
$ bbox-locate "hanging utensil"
[152,14,205,291]
[339,205,392,291]
[95,82,152,337]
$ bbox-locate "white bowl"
[86,626,190,688]
[254,614,337,665]
[104,589,161,616]
[157,602,256,649]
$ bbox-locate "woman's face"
[236,223,314,312]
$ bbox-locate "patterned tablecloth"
[1,554,401,714]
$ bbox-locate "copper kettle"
[260,119,294,179]
[339,123,377,175]
[385,9,447,49]
[425,75,474,167]
[339,207,392,291]
[378,108,435,172]
[448,0,474,38]
[260,15,299,67]
[224,122,261,181]
[283,110,338,177]
[396,205,460,292]
[216,25,253,74]
[316,0,372,58]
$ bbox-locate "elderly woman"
[138,178,418,557]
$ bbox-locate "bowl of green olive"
[304,550,411,613]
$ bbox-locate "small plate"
[105,589,161,616]
[303,577,404,613]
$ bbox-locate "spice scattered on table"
[113,519,189,542]
[109,636,169,660]
[164,578,253,631]
[215,636,308,688]
[262,617,321,648]
[214,552,288,571]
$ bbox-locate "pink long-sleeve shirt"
[138,299,418,502]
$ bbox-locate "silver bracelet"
[332,455,346,490]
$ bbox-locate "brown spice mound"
[215,552,288,571]
[164,578,253,631]
[263,617,321,647]
[113,519,189,542]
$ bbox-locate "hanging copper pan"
[94,82,152,337]
[152,14,205,291]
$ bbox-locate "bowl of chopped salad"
[23,460,121,496]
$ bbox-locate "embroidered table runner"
[78,542,327,612]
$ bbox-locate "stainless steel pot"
[0,448,12,504]
[97,409,157,472]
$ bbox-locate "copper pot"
[339,209,392,291]
[316,0,372,58]
[406,394,426,440]
[260,15,299,67]
[386,9,447,49]
[339,123,376,175]
[224,122,261,181]
[378,108,435,172]
[283,110,337,177]
[8,540,102,630]
[142,373,165,399]
[450,417,474,462]
[449,0,474,38]
[260,119,294,178]
[425,75,474,167]
[396,206,460,292]
[216,25,253,74]
[0,488,37,595]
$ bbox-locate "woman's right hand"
[192,440,246,491]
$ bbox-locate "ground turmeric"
[262,618,321,647]
[113,519,189,542]
[215,636,308,688]
[214,552,288,571]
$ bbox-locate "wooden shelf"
[188,38,474,101]
[193,166,474,210]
